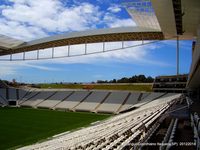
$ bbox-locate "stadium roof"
[151,0,200,39]
[0,0,199,56]
[0,35,24,50]
[124,0,161,31]
[0,26,163,56]
[125,0,200,40]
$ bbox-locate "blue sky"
[0,0,192,83]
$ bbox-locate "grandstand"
[18,93,184,150]
[0,0,200,149]
[0,88,175,114]
[153,74,188,93]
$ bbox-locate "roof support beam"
[0,30,164,56]
[176,36,180,75]
[172,0,184,35]
[0,39,161,61]
[52,47,54,58]
[68,44,70,57]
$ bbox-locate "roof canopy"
[0,0,199,56]
[0,35,24,49]
[0,27,163,56]
[125,0,200,40]
[151,0,200,39]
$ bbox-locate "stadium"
[0,0,200,149]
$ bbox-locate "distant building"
[152,74,188,93]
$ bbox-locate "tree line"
[97,75,154,83]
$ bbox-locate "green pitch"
[0,107,111,150]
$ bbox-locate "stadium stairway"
[96,91,130,114]
[0,88,8,106]
[18,89,29,100]
[118,92,167,114]
[138,92,150,102]
[54,91,91,111]
[34,91,58,108]
[52,91,75,110]
[72,91,93,111]
[74,91,110,112]
[92,92,111,113]
[117,92,141,113]
[0,95,8,106]
[20,91,41,106]
[18,88,36,104]
[116,92,131,113]
[28,91,59,108]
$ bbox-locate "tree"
[97,74,154,83]
[117,77,129,83]
[130,76,137,83]
[97,80,107,83]
[146,76,154,83]
[137,75,146,82]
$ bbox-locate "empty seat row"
[18,94,181,150]
[18,90,142,113]
[1,87,180,115]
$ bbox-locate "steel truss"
[0,40,160,61]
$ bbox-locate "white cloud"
[0,18,47,40]
[0,64,17,77]
[0,60,61,77]
[0,0,103,40]
[0,0,136,41]
[103,12,136,28]
[107,4,121,13]
[107,18,136,28]
[19,63,61,71]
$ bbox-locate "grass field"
[0,107,110,150]
[38,84,153,92]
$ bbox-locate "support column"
[16,89,19,100]
[68,44,70,57]
[177,35,179,75]
[23,52,25,60]
[52,47,54,58]
[10,54,12,61]
[103,42,105,52]
[85,42,87,55]
[37,49,39,60]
